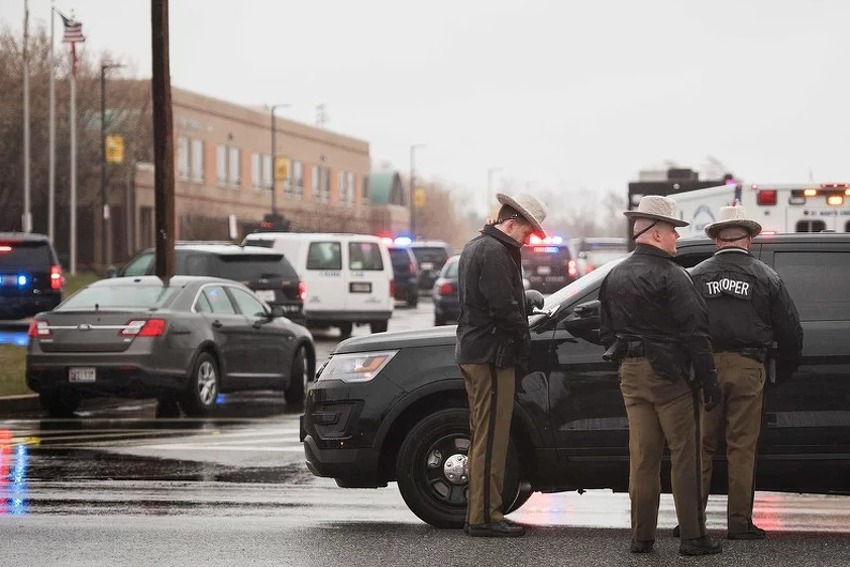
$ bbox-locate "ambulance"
[672,182,850,236]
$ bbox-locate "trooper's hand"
[702,379,722,412]
[525,289,545,312]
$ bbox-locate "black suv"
[388,246,419,308]
[301,233,850,528]
[120,244,305,324]
[0,232,64,320]
[409,241,452,291]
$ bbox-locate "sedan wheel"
[395,408,521,528]
[285,345,310,406]
[179,352,219,417]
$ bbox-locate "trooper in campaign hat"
[600,195,723,556]
[691,204,802,541]
[455,192,548,538]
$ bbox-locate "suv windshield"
[410,247,449,265]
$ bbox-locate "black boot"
[466,520,525,537]
[679,535,722,556]
[728,522,766,540]
[672,524,680,537]
[630,539,655,553]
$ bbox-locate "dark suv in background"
[0,232,64,320]
[409,241,452,292]
[120,243,305,324]
[302,233,850,528]
[388,245,420,307]
[521,239,577,294]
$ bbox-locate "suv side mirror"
[562,299,602,344]
[270,305,286,319]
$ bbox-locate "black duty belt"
[715,347,767,363]
[624,341,645,358]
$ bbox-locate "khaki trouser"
[702,351,766,533]
[459,363,515,526]
[620,357,706,541]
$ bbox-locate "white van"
[241,232,394,336]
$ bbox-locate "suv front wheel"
[395,407,522,528]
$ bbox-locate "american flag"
[59,13,85,43]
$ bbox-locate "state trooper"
[690,205,803,540]
[599,195,722,557]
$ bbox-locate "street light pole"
[270,104,290,216]
[487,166,502,217]
[100,62,124,271]
[409,143,425,237]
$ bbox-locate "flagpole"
[69,44,77,275]
[23,0,31,232]
[48,1,56,243]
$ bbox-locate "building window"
[362,175,370,205]
[177,137,190,179]
[251,152,273,190]
[289,160,304,196]
[217,144,241,188]
[180,137,204,182]
[338,171,355,205]
[190,139,204,182]
[312,164,329,203]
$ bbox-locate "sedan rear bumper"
[26,361,189,399]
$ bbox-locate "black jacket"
[599,244,716,386]
[689,247,803,370]
[455,225,530,366]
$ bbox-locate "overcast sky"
[3,0,850,214]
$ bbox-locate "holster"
[602,337,627,364]
[643,340,692,385]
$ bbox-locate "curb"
[0,393,41,415]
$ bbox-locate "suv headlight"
[317,350,398,383]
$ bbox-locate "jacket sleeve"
[771,278,804,369]
[667,268,716,384]
[599,276,615,347]
[478,251,526,337]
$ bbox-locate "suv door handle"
[212,320,223,329]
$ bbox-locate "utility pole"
[151,0,175,281]
[409,144,425,237]
[101,62,124,271]
[270,103,290,216]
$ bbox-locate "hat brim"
[705,219,762,238]
[623,210,689,228]
[497,193,546,237]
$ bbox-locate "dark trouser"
[702,352,766,533]
[620,357,707,541]
[459,363,515,526]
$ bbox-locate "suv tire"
[40,390,80,419]
[395,407,521,528]
[179,352,219,417]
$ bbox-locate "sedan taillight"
[120,319,167,337]
[438,282,456,296]
[27,320,52,338]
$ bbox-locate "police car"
[301,233,850,528]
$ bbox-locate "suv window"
[410,247,449,266]
[307,242,342,270]
[121,252,154,277]
[773,251,850,321]
[349,242,383,271]
[0,240,53,268]
[211,254,296,280]
[522,244,571,274]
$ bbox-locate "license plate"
[350,282,372,293]
[255,290,276,301]
[420,262,434,270]
[537,266,551,275]
[69,367,96,383]
[282,304,301,312]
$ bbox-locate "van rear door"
[346,239,391,314]
[304,240,344,316]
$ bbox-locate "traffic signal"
[257,213,290,232]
